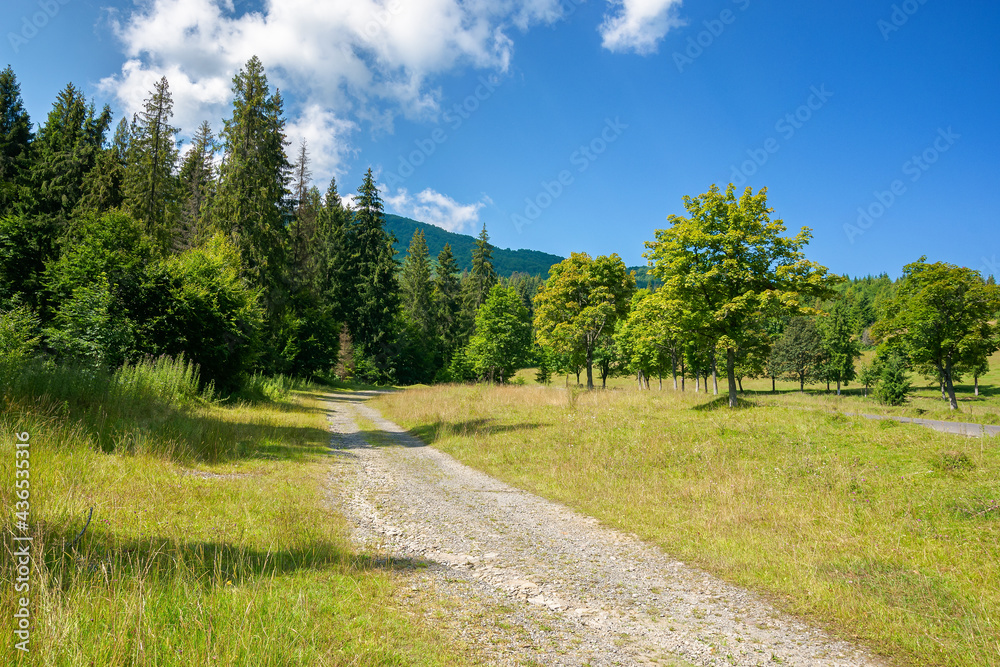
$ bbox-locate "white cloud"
[99,0,570,185]
[600,0,685,54]
[100,0,568,128]
[384,187,488,233]
[285,105,358,186]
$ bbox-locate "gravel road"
[323,390,887,667]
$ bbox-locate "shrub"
[0,302,39,362]
[874,351,910,406]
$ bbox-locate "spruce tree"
[0,66,32,215]
[433,243,464,362]
[316,176,354,324]
[466,224,498,311]
[123,76,180,251]
[176,121,217,249]
[400,229,434,337]
[28,83,112,219]
[286,142,317,294]
[351,167,399,371]
[213,56,292,303]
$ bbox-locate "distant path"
[323,390,885,667]
[851,413,1000,437]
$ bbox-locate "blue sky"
[4,0,998,278]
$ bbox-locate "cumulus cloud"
[384,187,489,234]
[285,105,358,185]
[99,0,573,184]
[600,0,685,54]
[101,0,567,129]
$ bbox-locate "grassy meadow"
[0,359,466,666]
[374,382,1000,667]
[524,350,1000,425]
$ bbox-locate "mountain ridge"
[384,214,564,278]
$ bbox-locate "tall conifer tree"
[213,56,292,303]
[433,243,464,361]
[351,167,399,366]
[0,66,32,215]
[466,223,497,312]
[124,76,180,251]
[176,121,217,249]
[400,229,434,337]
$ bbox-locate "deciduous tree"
[534,252,635,390]
[872,259,1000,410]
[645,184,836,407]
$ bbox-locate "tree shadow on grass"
[5,520,425,597]
[329,419,544,450]
[691,396,758,412]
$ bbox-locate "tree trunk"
[771,375,775,393]
[712,354,719,396]
[575,369,581,386]
[975,376,980,397]
[826,380,830,393]
[658,373,662,391]
[672,349,678,391]
[726,347,739,408]
[680,359,685,391]
[800,375,805,392]
[637,371,642,390]
[943,362,959,411]
[585,347,594,391]
[737,377,744,393]
[940,379,946,401]
[836,379,841,396]
[695,371,700,393]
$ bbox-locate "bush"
[874,352,910,406]
[0,302,39,362]
[151,234,264,393]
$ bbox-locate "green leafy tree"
[820,300,861,394]
[150,234,264,392]
[0,302,40,363]
[535,346,553,385]
[770,317,828,391]
[645,184,837,407]
[467,285,532,383]
[213,56,291,302]
[123,76,180,251]
[0,67,33,215]
[43,211,155,367]
[614,290,676,390]
[872,258,1000,410]
[534,252,636,390]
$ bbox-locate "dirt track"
[323,390,886,667]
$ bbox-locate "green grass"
[1,358,468,666]
[374,383,1000,667]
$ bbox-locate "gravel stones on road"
[323,391,885,667]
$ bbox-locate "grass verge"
[1,359,467,666]
[374,383,1000,667]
